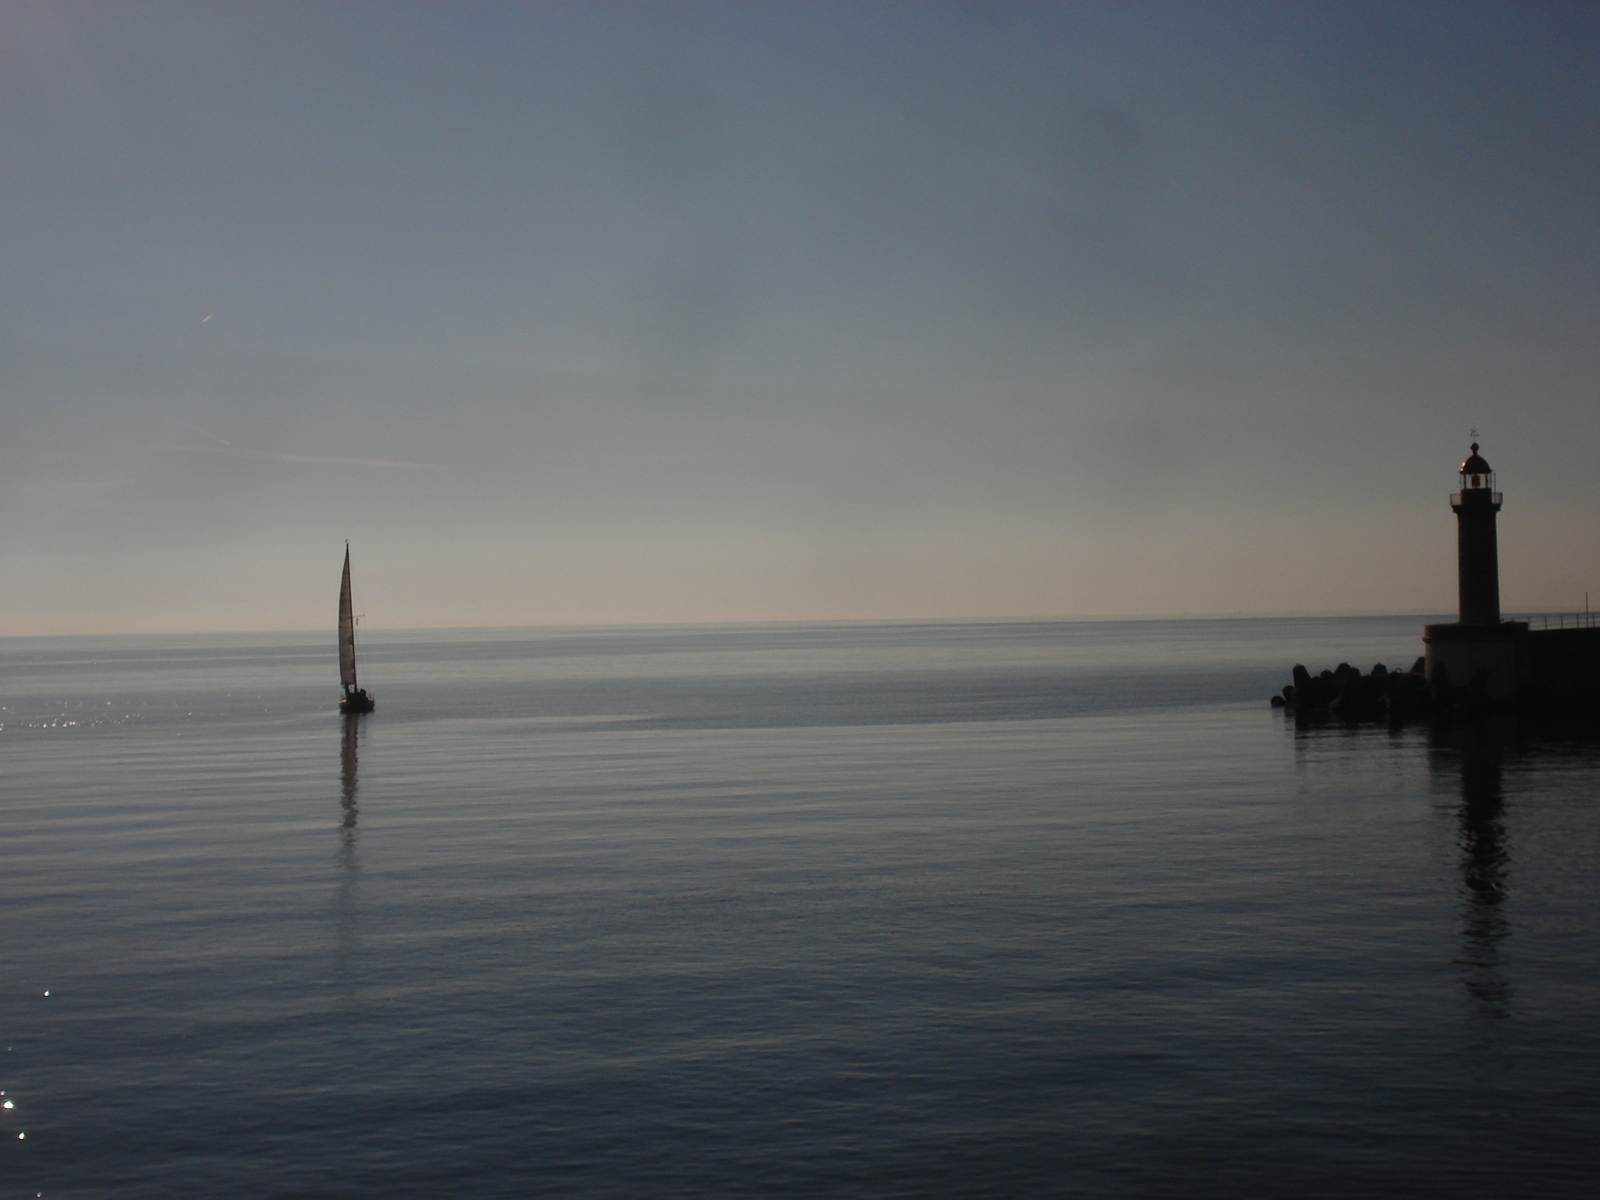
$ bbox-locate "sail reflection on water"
[335,713,362,990]
[340,712,360,846]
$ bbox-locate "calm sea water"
[3,617,1597,1198]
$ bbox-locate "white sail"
[338,544,358,689]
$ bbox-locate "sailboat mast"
[338,543,358,691]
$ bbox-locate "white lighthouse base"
[1423,623,1521,701]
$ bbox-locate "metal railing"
[1513,611,1600,631]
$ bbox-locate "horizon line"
[0,610,1473,641]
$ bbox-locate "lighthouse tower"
[1423,443,1522,700]
[1453,444,1502,625]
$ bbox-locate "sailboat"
[338,543,375,714]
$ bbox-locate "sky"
[2,0,1597,635]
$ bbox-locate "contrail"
[163,422,434,470]
[174,444,436,470]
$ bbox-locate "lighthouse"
[1278,440,1599,714]
[1423,443,1522,700]
[1452,443,1502,625]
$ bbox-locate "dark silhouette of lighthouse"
[1452,443,1502,627]
[1424,441,1520,702]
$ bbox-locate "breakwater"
[1272,658,1449,721]
[1278,624,1600,719]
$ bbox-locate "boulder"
[1330,670,1386,718]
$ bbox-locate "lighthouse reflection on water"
[1434,715,1513,1021]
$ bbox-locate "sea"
[2,616,1597,1199]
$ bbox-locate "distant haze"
[3,1,1597,635]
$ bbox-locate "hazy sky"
[3,1,1597,634]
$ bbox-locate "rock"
[1382,669,1432,718]
[1281,653,1458,723]
[1330,670,1387,718]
